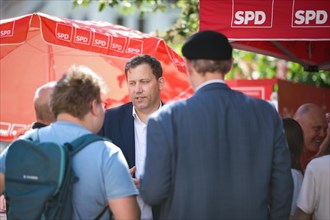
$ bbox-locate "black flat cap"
[182,30,232,60]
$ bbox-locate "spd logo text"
[56,23,72,42]
[234,11,266,25]
[294,10,328,25]
[0,29,12,37]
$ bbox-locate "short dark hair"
[125,54,163,79]
[189,59,232,74]
[282,118,304,172]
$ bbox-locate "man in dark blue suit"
[99,54,164,220]
[140,30,293,219]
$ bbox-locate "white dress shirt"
[133,103,162,220]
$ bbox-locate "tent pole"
[271,41,307,67]
[47,45,56,81]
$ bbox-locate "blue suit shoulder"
[99,102,133,136]
[105,102,133,117]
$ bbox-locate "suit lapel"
[121,103,136,167]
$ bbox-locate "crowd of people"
[0,30,329,220]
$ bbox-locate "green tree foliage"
[72,0,329,87]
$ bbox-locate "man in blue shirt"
[0,65,140,219]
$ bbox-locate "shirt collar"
[195,79,225,92]
[132,102,163,120]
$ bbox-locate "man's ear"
[224,58,234,75]
[183,58,193,76]
[230,58,234,72]
[158,76,165,90]
[183,57,189,70]
[90,99,99,116]
[0,173,4,194]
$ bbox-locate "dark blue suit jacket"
[98,102,136,168]
[140,83,293,219]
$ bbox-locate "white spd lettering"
[127,48,140,53]
[94,39,106,47]
[1,29,12,37]
[295,10,328,25]
[57,32,69,40]
[76,36,88,43]
[112,43,122,50]
[234,11,266,25]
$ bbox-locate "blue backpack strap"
[66,133,111,219]
[68,133,105,155]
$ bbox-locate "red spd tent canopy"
[200,0,330,71]
[0,13,191,141]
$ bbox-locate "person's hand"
[326,113,330,136]
[322,119,330,145]
[129,166,139,187]
[316,120,330,157]
[0,194,6,212]
[323,121,330,144]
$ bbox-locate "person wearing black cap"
[140,30,293,219]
